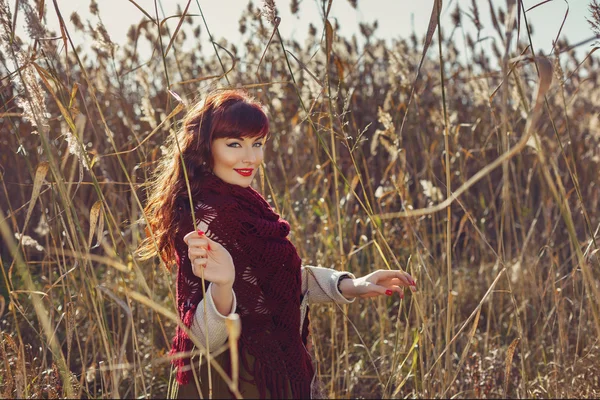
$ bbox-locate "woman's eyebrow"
[223,136,263,142]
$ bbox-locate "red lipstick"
[234,169,253,177]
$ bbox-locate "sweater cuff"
[331,271,357,304]
[302,265,358,304]
[205,283,237,318]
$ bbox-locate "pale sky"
[28,0,600,62]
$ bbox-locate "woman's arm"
[302,266,418,303]
[183,228,237,349]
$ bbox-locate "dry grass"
[1,0,600,398]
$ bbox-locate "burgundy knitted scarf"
[170,172,314,398]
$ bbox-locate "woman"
[136,89,417,399]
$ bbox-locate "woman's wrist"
[338,276,356,299]
[211,282,234,315]
[213,280,234,290]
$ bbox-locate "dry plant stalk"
[225,314,242,398]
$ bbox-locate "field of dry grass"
[1,0,600,398]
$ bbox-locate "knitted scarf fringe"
[172,308,197,385]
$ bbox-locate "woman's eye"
[226,142,262,148]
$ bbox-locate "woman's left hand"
[339,269,417,299]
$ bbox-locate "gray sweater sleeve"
[189,283,237,352]
[301,265,357,304]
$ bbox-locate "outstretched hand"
[339,269,417,299]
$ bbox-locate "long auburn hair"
[135,89,270,268]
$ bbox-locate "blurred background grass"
[1,0,600,398]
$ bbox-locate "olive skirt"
[176,349,294,399]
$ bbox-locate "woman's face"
[210,136,265,187]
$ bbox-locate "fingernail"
[197,229,205,236]
[400,292,404,300]
[385,290,393,296]
[207,244,211,251]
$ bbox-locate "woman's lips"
[234,169,253,177]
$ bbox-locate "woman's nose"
[243,147,258,164]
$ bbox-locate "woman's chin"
[229,176,255,188]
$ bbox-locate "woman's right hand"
[183,229,235,287]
